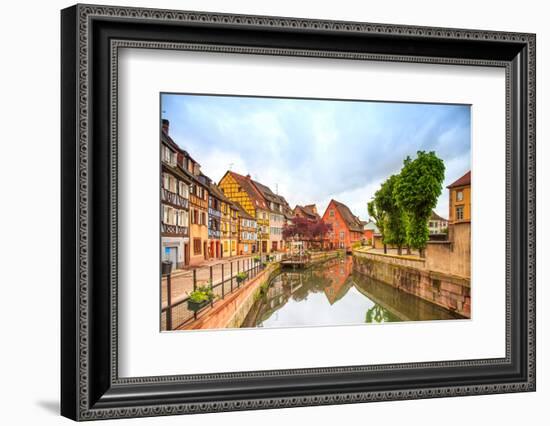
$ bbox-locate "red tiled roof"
[430,211,448,222]
[327,200,364,232]
[447,171,471,188]
[294,205,320,220]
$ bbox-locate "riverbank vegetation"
[369,151,445,257]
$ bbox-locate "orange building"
[447,171,471,224]
[321,200,364,252]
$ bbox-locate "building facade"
[293,204,321,221]
[210,183,236,259]
[234,203,257,255]
[362,219,379,245]
[322,199,364,252]
[251,180,286,252]
[447,171,471,224]
[229,202,239,257]
[207,181,222,259]
[188,173,209,266]
[218,171,271,254]
[160,120,190,270]
[428,211,449,234]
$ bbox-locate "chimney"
[161,119,169,135]
[246,174,251,179]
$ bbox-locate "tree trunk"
[397,245,402,256]
[406,246,411,255]
[383,244,387,254]
[419,247,425,258]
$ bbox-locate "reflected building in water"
[244,256,464,329]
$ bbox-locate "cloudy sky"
[161,93,471,220]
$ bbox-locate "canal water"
[242,256,464,329]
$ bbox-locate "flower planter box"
[187,299,211,312]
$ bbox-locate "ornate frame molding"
[61,4,535,421]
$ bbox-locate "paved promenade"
[161,254,284,307]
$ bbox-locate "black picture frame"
[61,4,536,421]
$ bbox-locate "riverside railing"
[161,258,266,331]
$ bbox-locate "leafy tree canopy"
[394,151,445,250]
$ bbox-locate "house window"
[179,182,188,198]
[193,238,201,255]
[177,210,188,227]
[201,212,207,225]
[339,231,345,240]
[163,206,176,225]
[162,146,176,165]
[329,210,335,217]
[456,190,464,202]
[456,206,464,221]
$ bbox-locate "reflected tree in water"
[365,304,399,323]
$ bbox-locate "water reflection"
[243,256,463,329]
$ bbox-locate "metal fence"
[161,257,266,331]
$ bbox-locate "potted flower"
[236,271,248,284]
[187,285,214,312]
[253,255,261,263]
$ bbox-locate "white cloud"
[163,94,470,221]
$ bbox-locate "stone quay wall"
[308,250,342,265]
[353,251,470,318]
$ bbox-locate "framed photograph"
[61,4,536,421]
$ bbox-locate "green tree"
[394,151,445,257]
[367,199,387,253]
[376,175,408,255]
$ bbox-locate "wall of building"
[161,237,186,269]
[425,222,471,278]
[189,224,208,265]
[449,185,471,224]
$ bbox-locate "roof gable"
[324,200,364,232]
[430,211,448,222]
[447,171,471,188]
[225,171,268,210]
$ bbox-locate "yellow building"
[447,171,471,224]
[219,171,271,254]
[218,196,239,258]
[229,202,239,256]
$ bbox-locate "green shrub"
[236,271,248,283]
[188,285,214,303]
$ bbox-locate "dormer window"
[161,146,176,166]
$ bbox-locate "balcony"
[161,188,189,209]
[208,208,222,218]
[208,229,221,239]
[161,223,189,237]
